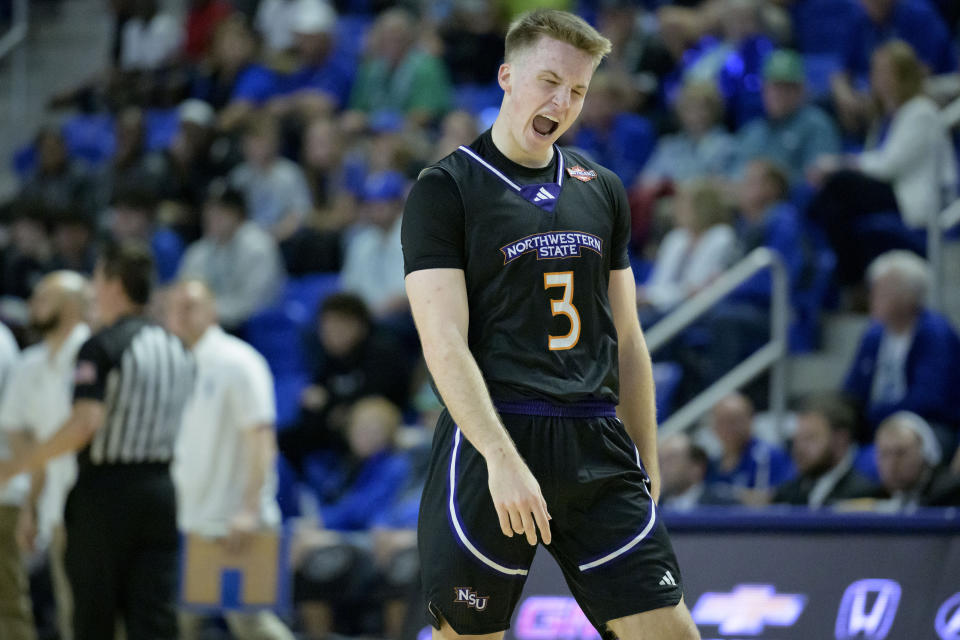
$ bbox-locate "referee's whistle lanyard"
[456,144,565,215]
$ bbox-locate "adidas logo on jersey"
[659,570,677,587]
[533,187,556,203]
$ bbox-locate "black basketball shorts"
[417,403,684,636]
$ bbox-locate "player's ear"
[498,62,512,94]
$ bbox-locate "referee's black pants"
[64,464,179,640]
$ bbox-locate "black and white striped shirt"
[73,316,195,468]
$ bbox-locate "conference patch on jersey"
[566,165,597,182]
[501,231,603,264]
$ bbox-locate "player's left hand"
[223,510,259,555]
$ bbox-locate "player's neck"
[491,117,554,169]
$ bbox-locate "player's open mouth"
[532,114,559,137]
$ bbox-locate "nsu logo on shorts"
[835,579,902,640]
[454,587,489,611]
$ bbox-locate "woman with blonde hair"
[808,39,957,284]
[639,178,737,315]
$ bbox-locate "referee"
[0,241,196,640]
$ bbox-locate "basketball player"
[401,9,700,640]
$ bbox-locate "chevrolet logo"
[692,584,807,634]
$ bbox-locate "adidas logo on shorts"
[659,570,678,587]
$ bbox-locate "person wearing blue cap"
[340,171,409,319]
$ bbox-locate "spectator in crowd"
[269,0,353,121]
[156,99,220,206]
[831,0,956,134]
[735,50,840,186]
[193,15,277,128]
[706,393,793,501]
[178,182,285,332]
[340,171,408,319]
[638,178,736,318]
[50,210,97,276]
[1,201,53,300]
[0,320,30,640]
[184,0,234,62]
[872,411,960,510]
[109,188,185,284]
[119,0,183,72]
[438,0,505,86]
[659,432,737,510]
[4,272,90,640]
[663,0,777,128]
[641,81,736,186]
[120,0,183,71]
[166,280,294,640]
[701,160,807,387]
[280,293,413,469]
[347,8,452,125]
[567,70,656,185]
[810,40,957,285]
[772,394,881,507]
[430,110,480,163]
[256,0,324,56]
[293,396,411,637]
[843,251,960,454]
[230,112,314,242]
[19,127,96,219]
[595,0,675,122]
[94,107,168,211]
[300,116,357,229]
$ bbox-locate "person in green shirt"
[347,8,452,125]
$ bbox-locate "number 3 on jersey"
[544,271,581,350]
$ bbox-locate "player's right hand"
[486,451,552,546]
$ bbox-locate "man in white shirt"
[178,183,285,331]
[2,272,91,640]
[0,319,31,640]
[165,280,293,640]
[341,170,408,317]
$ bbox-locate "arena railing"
[928,196,960,312]
[0,0,28,139]
[644,247,790,437]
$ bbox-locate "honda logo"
[936,593,960,640]
[835,579,901,639]
[691,584,806,634]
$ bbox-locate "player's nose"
[552,87,571,111]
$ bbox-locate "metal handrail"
[0,0,28,126]
[0,0,26,60]
[645,247,790,437]
[928,197,960,312]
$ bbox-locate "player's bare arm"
[609,267,661,501]
[406,267,552,546]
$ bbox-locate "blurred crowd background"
[2,0,960,638]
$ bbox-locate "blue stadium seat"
[245,304,306,377]
[145,108,180,152]
[274,371,310,430]
[653,361,683,420]
[454,82,504,115]
[283,273,341,324]
[792,0,859,56]
[61,113,116,167]
[853,444,880,484]
[790,248,837,353]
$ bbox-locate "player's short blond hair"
[504,9,612,68]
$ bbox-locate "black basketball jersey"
[402,130,632,404]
